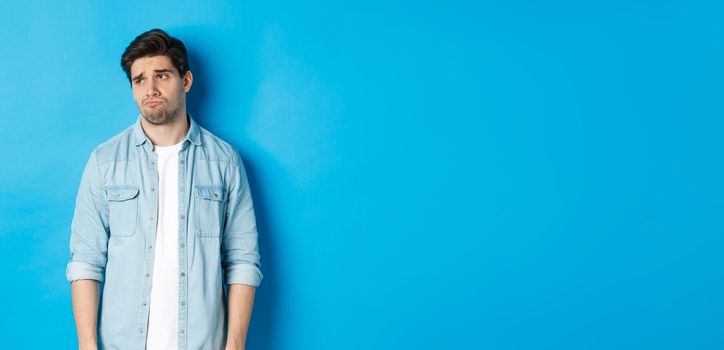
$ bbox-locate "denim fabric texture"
[66,114,263,350]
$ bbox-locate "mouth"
[144,99,164,107]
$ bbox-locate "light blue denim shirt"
[66,114,263,350]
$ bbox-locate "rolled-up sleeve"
[221,150,263,287]
[66,150,109,283]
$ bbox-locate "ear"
[183,71,193,93]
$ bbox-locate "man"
[66,29,262,350]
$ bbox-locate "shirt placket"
[177,143,189,349]
[138,142,159,345]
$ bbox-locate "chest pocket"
[104,185,140,237]
[193,185,228,237]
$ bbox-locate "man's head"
[121,29,193,125]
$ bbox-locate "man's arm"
[225,284,256,349]
[66,150,109,349]
[71,280,100,350]
[221,150,263,349]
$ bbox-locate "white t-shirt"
[146,141,183,350]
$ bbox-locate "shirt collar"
[132,113,201,147]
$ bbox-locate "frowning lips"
[144,99,164,107]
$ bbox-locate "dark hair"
[120,28,190,83]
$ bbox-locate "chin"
[142,110,176,125]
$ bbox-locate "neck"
[140,111,189,146]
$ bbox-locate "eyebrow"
[131,69,175,81]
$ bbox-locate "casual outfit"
[66,114,262,350]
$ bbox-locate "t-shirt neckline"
[154,141,184,153]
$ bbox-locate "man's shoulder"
[197,126,242,165]
[90,124,136,164]
[86,121,243,165]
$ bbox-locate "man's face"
[130,55,192,125]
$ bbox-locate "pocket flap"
[105,186,140,201]
[194,185,227,202]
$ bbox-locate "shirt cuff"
[224,264,263,287]
[66,260,105,283]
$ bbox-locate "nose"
[145,79,160,97]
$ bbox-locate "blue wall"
[1,1,723,349]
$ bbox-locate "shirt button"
[180,243,185,248]
[145,273,150,277]
[180,215,185,220]
[148,245,153,249]
[179,329,184,334]
[149,217,154,221]
[151,187,155,192]
[180,160,185,164]
[139,329,144,334]
[142,302,147,307]
[180,301,186,306]
[180,272,186,277]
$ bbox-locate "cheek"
[132,90,144,103]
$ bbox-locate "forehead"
[130,55,175,76]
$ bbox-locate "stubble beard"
[140,99,180,126]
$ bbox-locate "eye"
[134,78,144,85]
[156,73,168,79]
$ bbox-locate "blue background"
[1,1,723,349]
